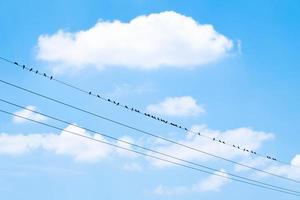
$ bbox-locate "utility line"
[0,87,300,186]
[0,56,294,167]
[0,85,300,184]
[0,108,299,197]
[3,97,300,186]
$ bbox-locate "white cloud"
[0,133,44,155]
[150,125,274,168]
[291,155,300,166]
[253,155,300,181]
[154,169,230,195]
[13,106,47,124]
[0,125,111,162]
[195,169,231,192]
[116,136,137,158]
[36,11,233,73]
[233,154,300,182]
[43,125,112,162]
[234,157,272,173]
[146,96,205,117]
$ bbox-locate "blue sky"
[0,0,300,199]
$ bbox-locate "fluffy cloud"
[248,155,300,181]
[36,11,233,73]
[0,125,114,162]
[154,169,230,195]
[13,106,47,123]
[196,169,231,192]
[149,125,274,168]
[43,125,112,162]
[146,96,205,117]
[291,155,300,166]
[116,136,137,158]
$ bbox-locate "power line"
[0,56,294,167]
[3,97,300,186]
[0,109,299,197]
[1,81,299,184]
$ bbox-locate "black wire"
[3,98,300,193]
[0,56,295,168]
[0,80,299,184]
[0,109,299,197]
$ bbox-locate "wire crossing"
[0,57,295,168]
[1,86,300,184]
[0,108,299,197]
